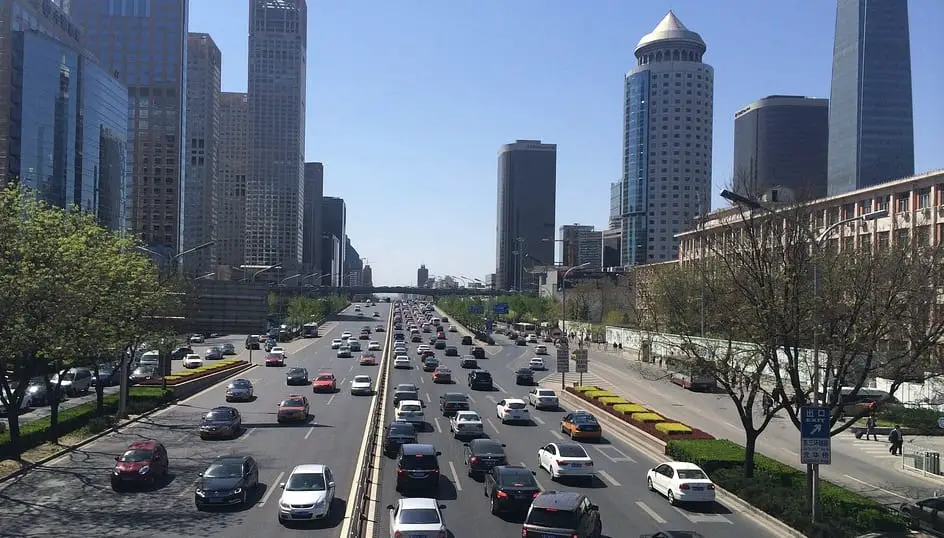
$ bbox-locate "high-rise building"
[495,140,557,291]
[732,96,829,202]
[344,237,362,285]
[417,264,429,288]
[320,196,346,285]
[0,0,129,229]
[302,162,323,275]
[827,0,914,196]
[362,264,373,287]
[560,224,603,268]
[71,0,188,253]
[182,33,221,274]
[217,92,249,268]
[245,0,307,271]
[620,11,712,266]
[602,228,622,269]
[608,181,622,229]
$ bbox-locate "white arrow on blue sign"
[800,405,831,465]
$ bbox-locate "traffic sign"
[492,302,509,315]
[484,319,493,333]
[467,304,484,314]
[800,406,831,465]
[556,347,570,373]
[573,349,588,373]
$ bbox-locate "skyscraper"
[495,140,557,291]
[71,0,188,253]
[733,96,829,201]
[608,181,622,229]
[183,33,221,274]
[344,237,361,285]
[417,264,429,288]
[827,0,914,196]
[217,92,249,268]
[362,264,373,287]
[620,12,713,266]
[559,224,602,268]
[302,162,324,275]
[245,0,307,271]
[320,196,346,286]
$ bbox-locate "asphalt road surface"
[0,303,391,538]
[371,312,781,538]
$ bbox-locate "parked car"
[111,440,169,490]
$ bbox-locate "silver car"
[221,343,236,355]
[225,379,254,402]
[387,498,448,537]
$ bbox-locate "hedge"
[160,359,244,385]
[573,385,600,393]
[667,439,907,537]
[566,387,714,442]
[612,403,649,415]
[878,405,942,435]
[597,396,630,406]
[655,422,692,435]
[632,412,665,423]
[0,387,173,461]
[584,390,617,399]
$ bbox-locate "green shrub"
[573,385,600,393]
[655,422,692,434]
[879,405,942,434]
[584,390,617,399]
[631,412,664,423]
[597,396,630,406]
[612,403,648,414]
[665,439,744,474]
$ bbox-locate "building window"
[895,229,909,247]
[918,188,931,209]
[876,195,890,212]
[877,231,890,250]
[915,225,931,246]
[859,234,872,252]
[858,199,872,215]
[896,193,909,213]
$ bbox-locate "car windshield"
[458,413,480,422]
[204,463,243,478]
[437,368,451,374]
[133,367,155,375]
[230,380,251,389]
[537,390,555,397]
[288,369,306,376]
[499,469,537,487]
[527,507,579,529]
[285,472,326,491]
[399,508,441,525]
[572,414,598,424]
[354,376,371,383]
[517,369,532,375]
[401,404,421,412]
[401,455,437,470]
[316,375,333,381]
[396,384,417,391]
[678,469,708,480]
[388,423,414,436]
[281,399,305,407]
[206,410,233,421]
[119,449,153,462]
[558,445,589,458]
[443,394,467,402]
[507,402,526,410]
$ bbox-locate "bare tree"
[565,280,599,323]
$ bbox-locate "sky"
[189,0,944,286]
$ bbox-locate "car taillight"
[680,483,690,490]
[708,483,715,489]
[397,468,404,475]
[585,461,593,466]
[470,457,478,464]
[521,529,527,537]
[394,532,401,538]
[431,468,439,474]
[533,491,540,498]
[437,532,446,538]
[496,490,508,498]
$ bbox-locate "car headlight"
[312,498,325,506]
[28,386,39,393]
[138,466,150,474]
[113,468,120,475]
[279,501,290,510]
[195,489,205,496]
[232,487,242,495]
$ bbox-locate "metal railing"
[902,441,943,477]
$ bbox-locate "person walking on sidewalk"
[888,425,904,455]
[762,393,773,417]
[865,414,878,441]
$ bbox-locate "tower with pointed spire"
[618,11,713,266]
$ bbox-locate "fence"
[902,441,944,478]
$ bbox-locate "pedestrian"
[866,414,878,441]
[762,393,773,416]
[888,425,904,455]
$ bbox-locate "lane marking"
[448,461,463,491]
[594,445,636,463]
[242,427,256,440]
[420,376,425,384]
[843,474,911,500]
[340,377,347,386]
[326,394,337,406]
[425,393,432,403]
[467,395,476,404]
[532,416,545,425]
[434,418,443,433]
[597,470,622,487]
[178,476,202,497]
[485,418,500,433]
[257,471,285,506]
[304,427,314,440]
[550,430,566,440]
[486,395,497,404]
[674,505,732,524]
[350,365,355,371]
[635,501,667,524]
[492,382,507,393]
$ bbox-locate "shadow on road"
[280,497,347,529]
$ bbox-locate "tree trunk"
[48,388,61,444]
[6,411,22,458]
[744,431,758,479]
[95,378,105,415]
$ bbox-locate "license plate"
[291,509,308,517]
[515,494,531,499]
[208,498,222,503]
[691,486,704,490]
[569,463,582,467]
[409,472,427,478]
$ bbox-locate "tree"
[643,202,944,478]
[565,281,598,322]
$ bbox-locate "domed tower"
[619,11,713,266]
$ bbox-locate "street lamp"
[136,240,215,277]
[720,189,887,523]
[280,273,302,286]
[194,272,215,281]
[560,262,591,388]
[250,264,282,283]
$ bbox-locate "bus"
[513,322,536,334]
[302,323,319,338]
[665,355,717,392]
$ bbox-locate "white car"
[496,398,530,424]
[341,332,353,340]
[350,375,373,396]
[189,334,204,344]
[337,346,352,358]
[647,461,716,505]
[394,356,411,369]
[395,400,425,424]
[417,345,431,353]
[368,341,382,351]
[271,346,286,356]
[537,442,595,480]
[449,411,484,438]
[387,498,448,537]
[330,339,343,349]
[448,325,458,332]
[277,464,336,522]
[527,334,539,343]
[528,357,546,370]
[528,388,559,409]
[182,354,203,369]
[535,345,548,355]
[394,344,407,353]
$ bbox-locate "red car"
[437,332,446,340]
[111,440,168,490]
[265,353,285,367]
[312,372,337,393]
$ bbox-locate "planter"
[566,387,713,442]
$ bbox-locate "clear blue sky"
[190,0,943,286]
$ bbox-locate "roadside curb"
[0,362,257,486]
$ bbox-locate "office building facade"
[302,162,323,276]
[245,0,307,271]
[362,264,373,287]
[560,224,602,268]
[344,236,361,286]
[827,0,914,196]
[495,139,557,291]
[733,96,829,202]
[609,181,621,229]
[320,196,345,286]
[620,11,713,266]
[0,0,129,229]
[217,92,248,268]
[182,33,221,274]
[71,0,188,252]
[417,264,429,288]
[602,228,622,269]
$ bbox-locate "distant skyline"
[189,0,943,285]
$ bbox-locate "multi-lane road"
[371,309,783,538]
[0,304,391,538]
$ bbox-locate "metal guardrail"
[902,442,943,477]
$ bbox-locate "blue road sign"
[484,319,493,333]
[468,304,484,314]
[493,302,509,315]
[800,405,831,465]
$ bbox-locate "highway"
[0,303,390,538]
[371,308,781,538]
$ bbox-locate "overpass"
[297,286,508,297]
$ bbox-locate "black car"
[484,465,541,514]
[245,335,261,350]
[515,368,534,385]
[428,336,438,345]
[523,491,602,538]
[463,438,508,477]
[375,325,385,332]
[468,370,493,391]
[393,383,420,406]
[444,346,458,357]
[383,421,418,456]
[394,332,405,341]
[439,392,470,416]
[434,340,447,350]
[199,406,242,440]
[349,341,362,352]
[92,364,121,387]
[422,357,440,372]
[395,444,441,493]
[194,455,259,509]
[171,347,193,360]
[516,338,527,346]
[286,367,309,385]
[459,356,478,369]
[471,346,486,360]
[411,334,422,343]
[461,335,473,345]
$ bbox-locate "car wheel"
[490,494,499,515]
[667,490,677,505]
[647,477,654,491]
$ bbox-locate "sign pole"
[799,404,830,523]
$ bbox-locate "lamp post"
[250,264,282,283]
[194,272,215,281]
[720,189,887,523]
[136,240,215,280]
[560,262,591,389]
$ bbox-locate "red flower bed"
[566,387,714,442]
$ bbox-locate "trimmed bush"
[631,412,664,423]
[612,403,648,415]
[655,422,692,435]
[584,390,617,399]
[597,396,630,406]
[160,359,245,385]
[572,385,600,393]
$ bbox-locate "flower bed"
[142,359,246,386]
[597,396,630,406]
[566,385,714,442]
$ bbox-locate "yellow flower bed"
[573,385,600,393]
[165,359,243,383]
[631,412,665,423]
[598,396,630,406]
[655,422,693,434]
[613,403,648,415]
[585,390,617,399]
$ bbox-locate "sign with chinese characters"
[800,406,831,465]
[573,349,588,373]
[492,302,509,315]
[556,347,570,373]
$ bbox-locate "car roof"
[532,490,584,510]
[665,461,703,471]
[398,497,439,510]
[399,399,423,406]
[456,410,479,417]
[212,455,250,465]
[442,392,467,399]
[291,463,326,475]
[209,406,237,412]
[504,398,526,404]
[395,383,417,390]
[401,443,437,455]
[353,375,371,381]
[472,369,490,374]
[284,394,306,400]
[127,440,161,450]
